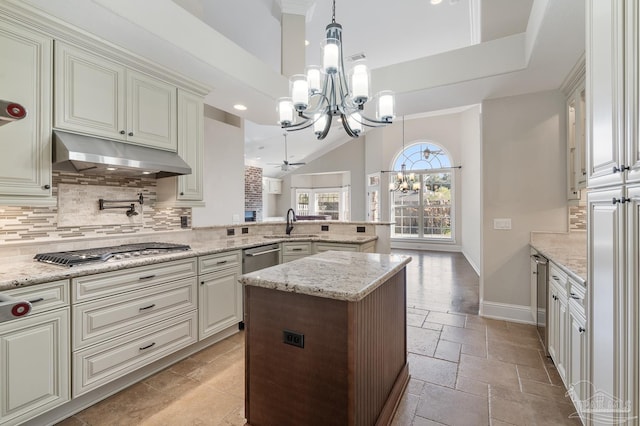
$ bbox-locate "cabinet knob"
[128,132,134,137]
[43,184,50,190]
[180,192,184,196]
[613,164,630,173]
[579,327,586,333]
[612,197,631,204]
[120,130,126,135]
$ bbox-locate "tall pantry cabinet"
[587,0,640,424]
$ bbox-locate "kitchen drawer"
[282,242,312,255]
[4,280,69,315]
[314,242,359,253]
[72,277,197,350]
[72,258,197,303]
[198,250,241,275]
[568,278,587,313]
[549,262,568,290]
[72,310,197,397]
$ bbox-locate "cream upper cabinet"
[587,0,625,188]
[54,42,177,151]
[566,69,586,201]
[625,0,640,185]
[0,20,53,204]
[176,89,203,201]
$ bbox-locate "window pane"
[316,192,340,220]
[297,192,310,216]
[390,191,420,238]
[422,172,452,239]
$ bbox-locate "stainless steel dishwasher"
[242,243,281,273]
[531,252,549,355]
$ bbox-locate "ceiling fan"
[268,133,306,171]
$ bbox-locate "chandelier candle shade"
[277,0,395,140]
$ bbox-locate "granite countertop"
[239,251,411,302]
[0,233,378,291]
[530,231,587,284]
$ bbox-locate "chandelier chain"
[331,0,336,23]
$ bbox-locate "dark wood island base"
[243,262,409,426]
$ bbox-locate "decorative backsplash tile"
[569,204,586,231]
[0,171,190,243]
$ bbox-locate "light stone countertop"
[530,231,587,284]
[239,251,412,302]
[0,233,378,291]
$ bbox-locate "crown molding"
[275,0,315,18]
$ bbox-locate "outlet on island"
[283,330,304,348]
[180,216,188,228]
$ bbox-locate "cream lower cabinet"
[281,242,312,263]
[0,18,53,204]
[198,251,243,340]
[71,258,198,397]
[0,281,70,426]
[548,269,568,385]
[568,294,587,423]
[54,42,177,151]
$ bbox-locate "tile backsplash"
[569,204,586,231]
[0,171,190,244]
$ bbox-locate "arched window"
[390,142,454,241]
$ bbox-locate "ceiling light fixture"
[277,0,395,140]
[389,117,420,193]
[233,104,247,111]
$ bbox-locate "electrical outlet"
[356,226,366,233]
[180,216,188,228]
[283,330,304,348]
[242,227,249,234]
[321,225,329,232]
[227,228,235,236]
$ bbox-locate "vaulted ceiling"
[19,0,585,176]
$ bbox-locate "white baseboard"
[481,301,536,324]
[390,240,462,252]
[461,250,480,275]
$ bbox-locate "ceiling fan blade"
[289,162,306,166]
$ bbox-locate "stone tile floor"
[58,251,581,425]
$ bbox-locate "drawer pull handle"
[139,275,156,280]
[579,327,586,333]
[139,304,156,311]
[292,248,303,252]
[552,275,560,281]
[28,297,44,304]
[139,342,156,351]
[570,293,581,300]
[216,260,228,265]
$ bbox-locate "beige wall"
[481,90,567,319]
[460,105,482,273]
[277,137,367,220]
[192,117,245,226]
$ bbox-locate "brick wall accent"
[244,166,263,221]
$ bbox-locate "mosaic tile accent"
[0,172,191,243]
[569,204,586,231]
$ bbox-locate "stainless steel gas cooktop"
[34,242,191,267]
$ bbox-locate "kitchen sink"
[263,234,319,239]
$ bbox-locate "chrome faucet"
[285,208,296,235]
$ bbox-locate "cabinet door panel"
[627,185,640,420]
[588,187,625,423]
[199,269,242,339]
[54,42,125,139]
[127,70,177,151]
[0,309,69,424]
[626,1,640,184]
[0,21,52,198]
[177,89,203,200]
[587,0,625,188]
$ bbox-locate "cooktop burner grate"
[34,242,191,267]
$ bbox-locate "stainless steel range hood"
[52,130,192,178]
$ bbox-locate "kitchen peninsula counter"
[530,231,587,283]
[240,251,411,426]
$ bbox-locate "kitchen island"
[240,251,411,426]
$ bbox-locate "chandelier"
[277,0,395,140]
[389,117,420,193]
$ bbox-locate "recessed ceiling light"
[256,157,261,160]
[142,171,152,175]
[106,167,117,171]
[305,40,310,46]
[431,0,442,4]
[233,104,247,111]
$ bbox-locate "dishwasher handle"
[245,248,281,257]
[531,254,548,265]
